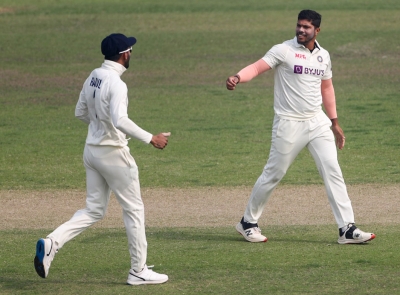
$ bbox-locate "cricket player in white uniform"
[34,33,170,285]
[226,10,376,244]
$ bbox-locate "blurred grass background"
[0,0,399,189]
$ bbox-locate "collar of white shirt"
[101,60,127,77]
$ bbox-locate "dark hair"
[298,10,321,28]
[105,54,121,62]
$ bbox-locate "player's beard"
[124,56,131,69]
[296,31,315,46]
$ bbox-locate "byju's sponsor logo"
[304,67,325,76]
[294,65,325,76]
[294,65,303,74]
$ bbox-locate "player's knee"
[260,168,286,184]
[87,208,106,221]
[320,159,343,177]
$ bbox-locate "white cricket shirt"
[263,37,332,120]
[75,60,153,147]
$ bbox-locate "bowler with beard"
[226,10,376,245]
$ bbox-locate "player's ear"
[315,27,321,35]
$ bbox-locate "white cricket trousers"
[48,144,147,272]
[244,111,355,228]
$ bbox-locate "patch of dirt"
[0,69,83,105]
[0,7,14,14]
[1,184,399,230]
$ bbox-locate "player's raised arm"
[226,59,271,90]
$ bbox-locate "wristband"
[234,74,241,83]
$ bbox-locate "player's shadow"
[267,237,372,245]
[147,228,236,242]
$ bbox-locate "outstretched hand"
[150,132,171,150]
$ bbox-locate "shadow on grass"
[269,237,374,245]
[146,227,336,244]
[79,228,241,243]
[0,276,128,294]
[77,227,368,245]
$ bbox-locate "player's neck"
[305,41,316,52]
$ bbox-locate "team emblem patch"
[317,56,323,62]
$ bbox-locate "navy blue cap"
[101,33,137,57]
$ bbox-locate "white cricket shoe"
[337,223,376,244]
[236,222,267,243]
[34,238,58,278]
[127,265,168,285]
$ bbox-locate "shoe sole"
[338,233,376,244]
[34,239,46,278]
[127,278,168,285]
[235,223,267,243]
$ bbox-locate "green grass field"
[1,0,399,294]
[2,226,400,295]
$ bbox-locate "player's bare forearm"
[321,79,337,120]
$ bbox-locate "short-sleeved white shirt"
[262,37,332,120]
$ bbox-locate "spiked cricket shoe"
[34,238,57,278]
[338,223,376,244]
[236,222,267,243]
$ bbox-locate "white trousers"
[244,112,355,228]
[48,144,147,272]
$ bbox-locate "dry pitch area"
[1,184,399,230]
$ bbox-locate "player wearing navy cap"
[226,10,376,245]
[34,33,170,285]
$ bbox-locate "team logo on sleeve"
[317,56,323,62]
[294,65,303,74]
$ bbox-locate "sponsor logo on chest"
[293,65,324,77]
[295,53,307,60]
[293,52,325,76]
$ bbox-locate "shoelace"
[254,227,262,234]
